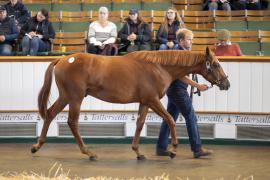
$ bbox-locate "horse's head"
[200,47,230,90]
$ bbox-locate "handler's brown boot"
[193,147,213,158]
[156,148,171,156]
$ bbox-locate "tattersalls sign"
[0,113,35,121]
[0,112,270,125]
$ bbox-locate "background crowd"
[1,0,264,56]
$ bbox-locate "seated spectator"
[4,0,30,30]
[230,0,247,10]
[87,7,118,56]
[261,0,269,10]
[118,8,151,53]
[0,5,19,56]
[212,29,243,56]
[203,0,231,11]
[157,7,185,50]
[231,0,267,10]
[247,0,261,10]
[20,8,55,56]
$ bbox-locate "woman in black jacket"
[118,8,151,53]
[20,8,55,56]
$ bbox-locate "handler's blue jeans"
[156,88,201,152]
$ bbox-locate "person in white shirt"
[87,7,117,55]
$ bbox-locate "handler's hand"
[0,35,5,42]
[197,84,209,91]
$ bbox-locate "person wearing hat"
[0,5,19,55]
[118,8,151,53]
[4,0,30,30]
[212,29,242,56]
[157,7,185,50]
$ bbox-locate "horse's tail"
[38,59,60,120]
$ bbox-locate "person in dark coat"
[4,0,30,30]
[0,5,19,55]
[20,8,55,56]
[118,8,151,53]
[157,7,185,50]
[156,28,213,159]
[203,0,231,10]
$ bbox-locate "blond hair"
[99,6,108,13]
[217,29,231,41]
[176,28,193,42]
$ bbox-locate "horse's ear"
[206,46,210,57]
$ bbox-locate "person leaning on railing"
[212,29,243,56]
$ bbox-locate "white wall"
[0,61,270,113]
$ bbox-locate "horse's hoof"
[137,155,146,160]
[31,147,38,154]
[169,152,176,159]
[89,155,97,161]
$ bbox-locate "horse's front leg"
[132,103,149,160]
[149,99,177,159]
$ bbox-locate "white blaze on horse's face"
[202,47,230,90]
[68,57,75,63]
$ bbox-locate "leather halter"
[205,60,228,87]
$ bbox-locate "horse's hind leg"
[149,99,178,159]
[132,103,149,160]
[68,101,97,161]
[32,97,67,153]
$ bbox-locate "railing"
[1,55,270,62]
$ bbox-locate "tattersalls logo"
[0,113,35,121]
[197,114,225,123]
[233,115,270,124]
[145,113,163,122]
[0,112,269,125]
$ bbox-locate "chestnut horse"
[31,48,230,160]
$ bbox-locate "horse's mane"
[125,50,206,66]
